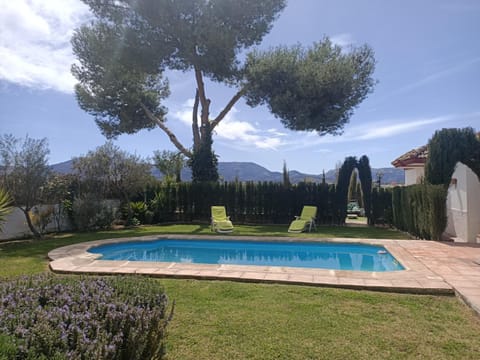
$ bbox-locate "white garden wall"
[0,204,71,240]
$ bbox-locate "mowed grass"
[163,280,480,360]
[2,224,480,359]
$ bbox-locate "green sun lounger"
[288,206,317,233]
[211,206,234,233]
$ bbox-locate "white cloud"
[353,116,450,140]
[213,108,286,150]
[172,98,196,126]
[0,0,90,93]
[216,114,286,150]
[330,33,355,48]
[283,112,479,150]
[313,148,333,154]
[172,107,476,153]
[171,102,286,150]
[378,56,480,102]
[169,104,480,154]
[267,128,288,137]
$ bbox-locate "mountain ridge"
[51,160,404,185]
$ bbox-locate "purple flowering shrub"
[0,275,173,360]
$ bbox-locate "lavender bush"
[0,275,173,359]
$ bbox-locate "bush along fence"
[371,187,393,225]
[133,181,348,225]
[391,184,447,240]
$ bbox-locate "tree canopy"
[153,150,186,183]
[73,142,152,202]
[244,40,376,135]
[425,127,480,185]
[72,0,376,179]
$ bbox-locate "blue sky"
[0,0,479,174]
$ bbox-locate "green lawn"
[163,280,480,360]
[2,224,480,359]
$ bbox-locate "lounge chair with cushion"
[211,206,234,233]
[288,205,317,233]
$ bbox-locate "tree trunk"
[190,124,219,182]
[21,207,42,239]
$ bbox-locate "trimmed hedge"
[138,181,341,225]
[357,155,373,225]
[371,187,393,225]
[391,184,447,240]
[335,157,357,225]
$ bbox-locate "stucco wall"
[0,204,71,240]
[444,163,480,243]
[1,200,119,240]
[405,167,424,185]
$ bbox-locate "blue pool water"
[89,239,404,272]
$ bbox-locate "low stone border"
[48,235,454,295]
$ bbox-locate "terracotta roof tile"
[391,145,428,168]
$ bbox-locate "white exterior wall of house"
[404,167,425,185]
[444,162,480,243]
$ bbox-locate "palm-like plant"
[0,188,13,232]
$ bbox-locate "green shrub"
[0,275,173,360]
[428,185,448,240]
[72,195,115,231]
[391,184,447,240]
[29,205,55,235]
[0,334,17,360]
[371,187,393,224]
[129,201,148,224]
[144,210,155,224]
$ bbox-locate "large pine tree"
[72,0,376,181]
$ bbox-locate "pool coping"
[48,235,454,295]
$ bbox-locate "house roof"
[391,145,428,168]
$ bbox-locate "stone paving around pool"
[48,235,480,315]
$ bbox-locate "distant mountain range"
[51,160,404,185]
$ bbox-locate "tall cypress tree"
[357,155,373,225]
[321,170,326,185]
[282,160,291,188]
[336,156,357,224]
[356,183,363,208]
[348,170,358,202]
[425,127,479,185]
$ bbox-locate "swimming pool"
[89,239,404,272]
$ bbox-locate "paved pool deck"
[48,235,480,315]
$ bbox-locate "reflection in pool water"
[89,239,404,272]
